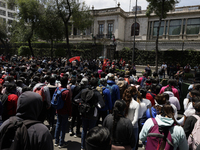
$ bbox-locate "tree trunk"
[50,38,53,59]
[28,39,34,57]
[65,23,71,59]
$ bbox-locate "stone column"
[198,24,200,39]
[184,19,188,40]
[147,22,151,40]
[151,21,154,40]
[166,20,170,40]
[104,21,107,38]
[163,20,166,39]
[179,19,184,40]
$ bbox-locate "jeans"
[81,118,97,149]
[55,114,69,145]
[132,127,139,150]
[70,105,81,134]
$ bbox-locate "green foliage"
[184,73,194,79]
[146,0,179,18]
[18,46,31,56]
[71,1,93,32]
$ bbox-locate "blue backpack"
[51,87,67,110]
[140,77,146,88]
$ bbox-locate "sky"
[81,0,200,11]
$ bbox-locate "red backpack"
[33,86,45,101]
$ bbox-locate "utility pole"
[132,0,137,65]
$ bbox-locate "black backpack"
[0,116,40,150]
[78,88,97,115]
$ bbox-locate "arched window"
[131,23,140,36]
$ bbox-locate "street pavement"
[46,119,145,150]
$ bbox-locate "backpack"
[117,80,126,98]
[0,116,40,150]
[78,88,97,115]
[146,118,174,150]
[51,87,67,110]
[188,115,200,149]
[124,78,130,84]
[33,86,45,101]
[140,77,146,88]
[96,86,105,101]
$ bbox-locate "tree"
[55,0,93,59]
[146,0,179,72]
[71,1,93,33]
[7,0,44,57]
[37,3,64,59]
[0,19,8,54]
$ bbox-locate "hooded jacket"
[0,91,53,150]
[139,115,188,150]
[164,91,180,110]
[106,80,120,107]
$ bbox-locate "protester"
[0,91,53,150]
[103,99,135,150]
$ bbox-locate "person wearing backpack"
[74,77,105,150]
[96,78,112,125]
[1,83,18,121]
[185,102,200,150]
[106,74,120,109]
[70,77,88,137]
[54,76,72,148]
[139,104,188,150]
[0,91,53,150]
[33,77,51,122]
[184,99,200,138]
[137,72,147,87]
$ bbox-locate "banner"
[69,56,80,63]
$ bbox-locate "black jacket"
[103,114,135,148]
[0,91,53,150]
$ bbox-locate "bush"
[18,46,31,56]
[184,73,194,79]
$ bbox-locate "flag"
[119,58,122,63]
[102,58,107,71]
[69,56,80,63]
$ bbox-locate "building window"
[0,1,6,8]
[0,17,6,23]
[153,21,165,36]
[186,18,200,35]
[99,24,104,35]
[169,20,181,35]
[8,12,15,18]
[8,19,13,25]
[8,5,15,11]
[0,9,6,16]
[108,23,113,36]
[131,22,140,36]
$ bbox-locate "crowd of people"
[0,55,199,150]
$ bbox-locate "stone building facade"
[69,4,200,56]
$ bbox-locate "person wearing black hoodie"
[0,91,53,150]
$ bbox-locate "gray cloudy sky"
[81,0,200,11]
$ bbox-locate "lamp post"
[132,0,138,66]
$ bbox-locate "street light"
[132,0,138,66]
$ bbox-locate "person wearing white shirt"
[161,62,167,78]
[123,86,140,150]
